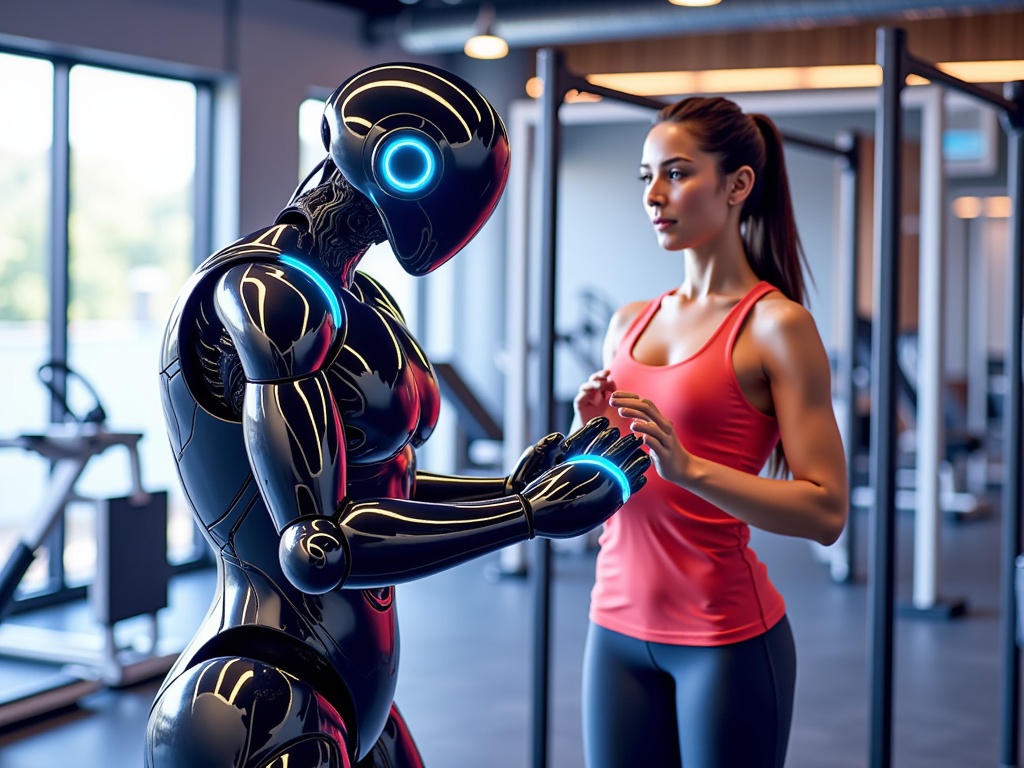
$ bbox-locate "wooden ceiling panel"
[558,11,1024,75]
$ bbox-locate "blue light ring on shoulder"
[564,455,632,503]
[266,254,348,375]
[369,128,444,201]
[279,255,344,331]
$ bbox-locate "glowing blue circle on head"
[565,456,632,503]
[378,136,436,194]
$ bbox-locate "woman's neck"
[677,232,758,299]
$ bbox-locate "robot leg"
[146,656,354,768]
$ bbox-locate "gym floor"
[0,503,1015,767]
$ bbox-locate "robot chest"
[329,304,438,463]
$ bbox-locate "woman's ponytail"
[743,113,809,308]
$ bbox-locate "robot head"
[322,63,510,276]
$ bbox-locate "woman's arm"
[613,300,848,546]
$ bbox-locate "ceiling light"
[952,196,1012,219]
[984,196,1011,218]
[585,66,882,96]
[464,5,508,60]
[668,0,723,6]
[464,33,508,60]
[952,196,983,219]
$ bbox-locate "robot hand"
[505,431,566,494]
[504,416,638,493]
[278,516,349,594]
[521,417,650,539]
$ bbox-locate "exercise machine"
[0,362,173,728]
[848,317,993,521]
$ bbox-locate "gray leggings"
[582,617,796,768]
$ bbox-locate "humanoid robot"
[146,63,649,767]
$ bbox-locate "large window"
[0,53,54,591]
[66,66,200,576]
[0,51,212,604]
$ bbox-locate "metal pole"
[999,79,1024,768]
[43,60,73,596]
[912,86,946,611]
[874,30,1024,764]
[49,61,71,417]
[836,130,861,584]
[561,73,666,112]
[869,26,904,768]
[532,46,565,768]
[500,103,535,578]
[193,83,215,269]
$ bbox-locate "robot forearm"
[341,444,648,588]
[412,472,509,502]
[337,495,532,587]
[243,377,347,533]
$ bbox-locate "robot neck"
[276,171,387,287]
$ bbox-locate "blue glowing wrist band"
[564,456,631,502]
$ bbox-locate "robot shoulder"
[215,256,346,382]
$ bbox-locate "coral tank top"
[589,281,786,645]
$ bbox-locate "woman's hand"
[574,369,616,425]
[609,391,693,487]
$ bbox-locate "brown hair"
[655,96,811,476]
[654,96,809,307]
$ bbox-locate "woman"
[574,96,849,768]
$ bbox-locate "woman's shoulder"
[752,289,816,330]
[610,298,651,329]
[750,289,826,363]
[609,296,660,337]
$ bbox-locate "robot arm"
[216,256,352,592]
[266,411,648,589]
[412,412,635,502]
[336,421,650,587]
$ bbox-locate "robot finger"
[628,472,649,495]
[582,426,622,457]
[535,431,566,461]
[622,452,653,488]
[601,433,646,464]
[561,416,609,457]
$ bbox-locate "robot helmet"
[322,63,510,276]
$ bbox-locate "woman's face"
[639,121,732,252]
